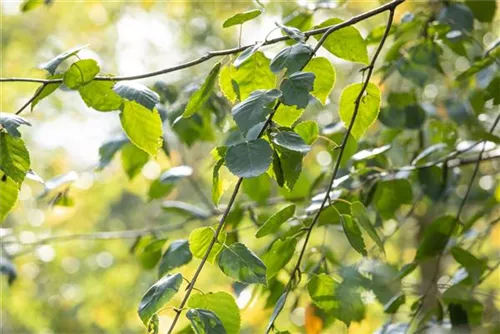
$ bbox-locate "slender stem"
[265,7,399,333]
[0,0,404,85]
[15,83,47,115]
[407,113,500,332]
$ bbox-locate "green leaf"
[63,59,100,89]
[341,214,367,256]
[265,292,288,333]
[465,0,496,22]
[189,226,227,264]
[234,42,263,68]
[294,120,318,145]
[307,273,338,310]
[373,179,413,219]
[332,283,366,326]
[415,215,456,261]
[184,63,221,117]
[41,45,86,75]
[79,81,123,112]
[313,18,369,64]
[97,136,128,170]
[383,292,405,314]
[273,105,304,127]
[0,256,17,285]
[303,57,336,105]
[451,247,487,285]
[270,130,310,154]
[138,273,182,326]
[225,139,273,178]
[162,201,210,220]
[280,72,315,109]
[120,143,149,179]
[0,113,31,138]
[231,89,281,137]
[114,82,160,111]
[438,3,474,32]
[0,133,30,185]
[212,159,226,205]
[32,76,62,111]
[442,284,483,325]
[120,100,162,156]
[0,173,19,222]
[219,65,238,103]
[263,237,297,279]
[338,82,381,140]
[21,0,44,12]
[242,173,271,204]
[270,42,312,75]
[217,242,267,284]
[276,23,305,42]
[148,166,193,200]
[186,309,227,334]
[158,240,192,277]
[269,145,304,191]
[232,51,276,101]
[188,292,240,334]
[255,204,296,238]
[223,8,263,28]
[351,202,385,254]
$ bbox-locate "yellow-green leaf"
[303,57,336,105]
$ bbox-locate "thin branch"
[265,7,399,333]
[15,83,47,115]
[407,112,500,332]
[0,0,405,86]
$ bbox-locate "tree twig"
[265,6,400,332]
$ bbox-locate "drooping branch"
[265,7,400,332]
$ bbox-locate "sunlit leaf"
[184,63,221,117]
[0,173,19,222]
[189,226,227,264]
[0,133,30,185]
[255,204,295,238]
[188,292,240,334]
[63,59,100,89]
[79,81,123,112]
[223,9,263,28]
[303,57,336,105]
[307,273,338,311]
[263,237,297,279]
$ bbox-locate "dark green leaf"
[351,202,384,254]
[184,63,221,117]
[451,247,487,285]
[225,139,273,178]
[158,240,192,277]
[270,43,312,75]
[341,214,366,256]
[41,45,86,75]
[186,309,227,334]
[438,3,474,33]
[313,18,369,64]
[264,237,297,279]
[97,136,128,170]
[384,293,405,314]
[231,89,281,137]
[373,179,413,219]
[217,242,267,285]
[138,273,182,325]
[63,59,100,89]
[255,204,296,238]
[188,292,240,334]
[280,72,315,109]
[223,9,263,28]
[465,0,496,22]
[270,130,310,154]
[0,113,31,138]
[120,143,149,179]
[276,23,305,42]
[0,256,17,285]
[114,82,160,111]
[415,215,456,261]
